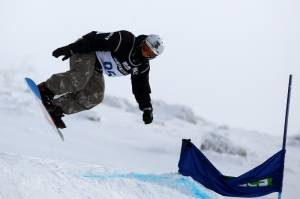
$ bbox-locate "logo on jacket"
[113,58,129,75]
[122,62,131,70]
[132,67,139,75]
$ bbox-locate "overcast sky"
[1,0,299,135]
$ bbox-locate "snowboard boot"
[49,106,66,129]
[38,82,56,112]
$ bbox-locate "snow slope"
[0,67,299,199]
[0,153,214,199]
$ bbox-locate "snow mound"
[153,101,200,124]
[200,132,247,157]
[103,95,137,113]
[0,153,214,199]
[287,134,300,147]
[102,95,206,125]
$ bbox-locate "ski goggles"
[141,41,157,58]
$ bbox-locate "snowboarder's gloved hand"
[143,108,153,124]
[52,46,72,61]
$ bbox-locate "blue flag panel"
[178,139,285,197]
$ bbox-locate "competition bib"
[95,51,124,77]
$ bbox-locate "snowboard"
[24,77,64,141]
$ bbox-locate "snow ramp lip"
[81,172,213,199]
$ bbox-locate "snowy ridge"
[102,96,207,125]
[200,132,247,157]
[288,134,300,147]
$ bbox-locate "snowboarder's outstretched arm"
[52,31,132,60]
[131,65,153,124]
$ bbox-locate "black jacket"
[66,30,152,111]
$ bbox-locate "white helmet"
[144,34,165,56]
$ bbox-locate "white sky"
[0,0,299,135]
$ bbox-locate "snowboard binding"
[38,83,66,129]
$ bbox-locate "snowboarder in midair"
[38,30,165,129]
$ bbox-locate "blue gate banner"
[178,139,285,197]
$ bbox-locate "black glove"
[143,108,153,124]
[52,46,72,61]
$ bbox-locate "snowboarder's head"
[141,34,165,59]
